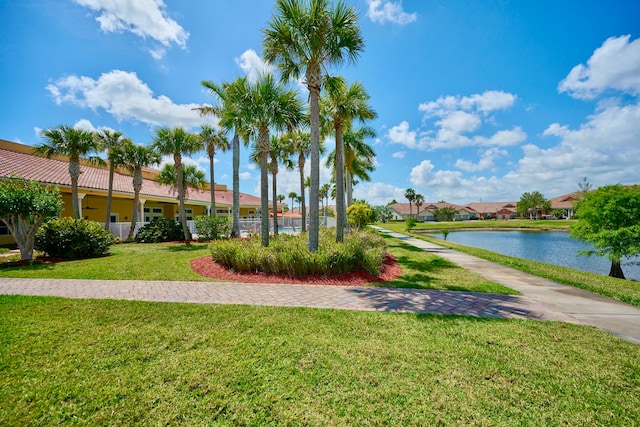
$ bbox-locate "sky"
[1,0,639,206]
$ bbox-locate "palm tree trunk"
[127,170,143,240]
[335,121,346,243]
[308,76,321,252]
[174,154,191,242]
[210,153,216,216]
[609,259,626,279]
[69,158,81,219]
[259,128,270,247]
[105,164,115,230]
[232,134,240,238]
[272,169,278,237]
[298,154,306,232]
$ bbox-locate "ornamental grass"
[209,229,386,275]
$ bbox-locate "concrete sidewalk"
[372,226,640,344]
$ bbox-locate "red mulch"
[190,253,402,286]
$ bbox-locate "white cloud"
[235,49,274,83]
[159,155,204,172]
[353,182,407,206]
[366,0,417,25]
[73,0,188,58]
[391,151,406,158]
[410,160,463,189]
[455,147,507,172]
[558,35,640,99]
[239,172,252,180]
[46,70,208,129]
[390,90,521,151]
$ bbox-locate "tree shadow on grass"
[165,244,209,252]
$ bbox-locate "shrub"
[210,229,386,275]
[194,215,231,241]
[406,217,416,231]
[135,218,184,243]
[35,218,116,259]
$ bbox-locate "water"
[432,230,640,281]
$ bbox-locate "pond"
[431,230,640,281]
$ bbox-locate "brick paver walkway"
[0,277,574,322]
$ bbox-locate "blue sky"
[1,0,639,206]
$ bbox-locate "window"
[0,222,9,236]
[110,214,119,223]
[176,209,193,221]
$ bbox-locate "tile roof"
[388,202,474,216]
[464,202,517,213]
[0,147,263,207]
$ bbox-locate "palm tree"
[94,129,128,230]
[152,127,203,242]
[251,134,294,236]
[321,76,377,242]
[199,125,230,216]
[414,194,424,221]
[285,130,311,232]
[320,183,331,226]
[158,164,208,197]
[242,73,303,247]
[289,191,298,214]
[118,142,160,240]
[343,126,376,207]
[201,77,253,238]
[35,125,103,219]
[405,188,416,218]
[263,0,364,252]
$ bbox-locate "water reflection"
[432,230,640,281]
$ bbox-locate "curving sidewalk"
[1,227,639,344]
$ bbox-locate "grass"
[1,295,638,425]
[380,234,516,294]
[0,242,211,281]
[377,222,640,307]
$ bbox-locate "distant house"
[465,202,517,220]
[549,191,581,218]
[388,202,476,221]
[0,139,280,244]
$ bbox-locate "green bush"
[194,215,231,241]
[210,229,386,275]
[406,217,416,231]
[35,218,116,259]
[135,218,184,243]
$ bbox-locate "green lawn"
[376,223,640,307]
[0,239,515,294]
[1,296,638,426]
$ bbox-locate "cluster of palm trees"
[35,124,230,242]
[404,188,425,219]
[198,0,376,249]
[36,0,377,252]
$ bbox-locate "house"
[0,139,280,244]
[549,191,581,218]
[465,202,517,220]
[388,202,476,221]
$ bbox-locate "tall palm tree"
[242,73,303,247]
[35,125,103,219]
[263,0,364,252]
[201,77,253,238]
[118,142,160,240]
[93,129,128,230]
[199,125,230,216]
[152,127,203,242]
[343,126,376,207]
[158,164,208,198]
[405,188,416,218]
[321,76,377,242]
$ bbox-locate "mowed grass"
[1,295,638,426]
[0,238,514,294]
